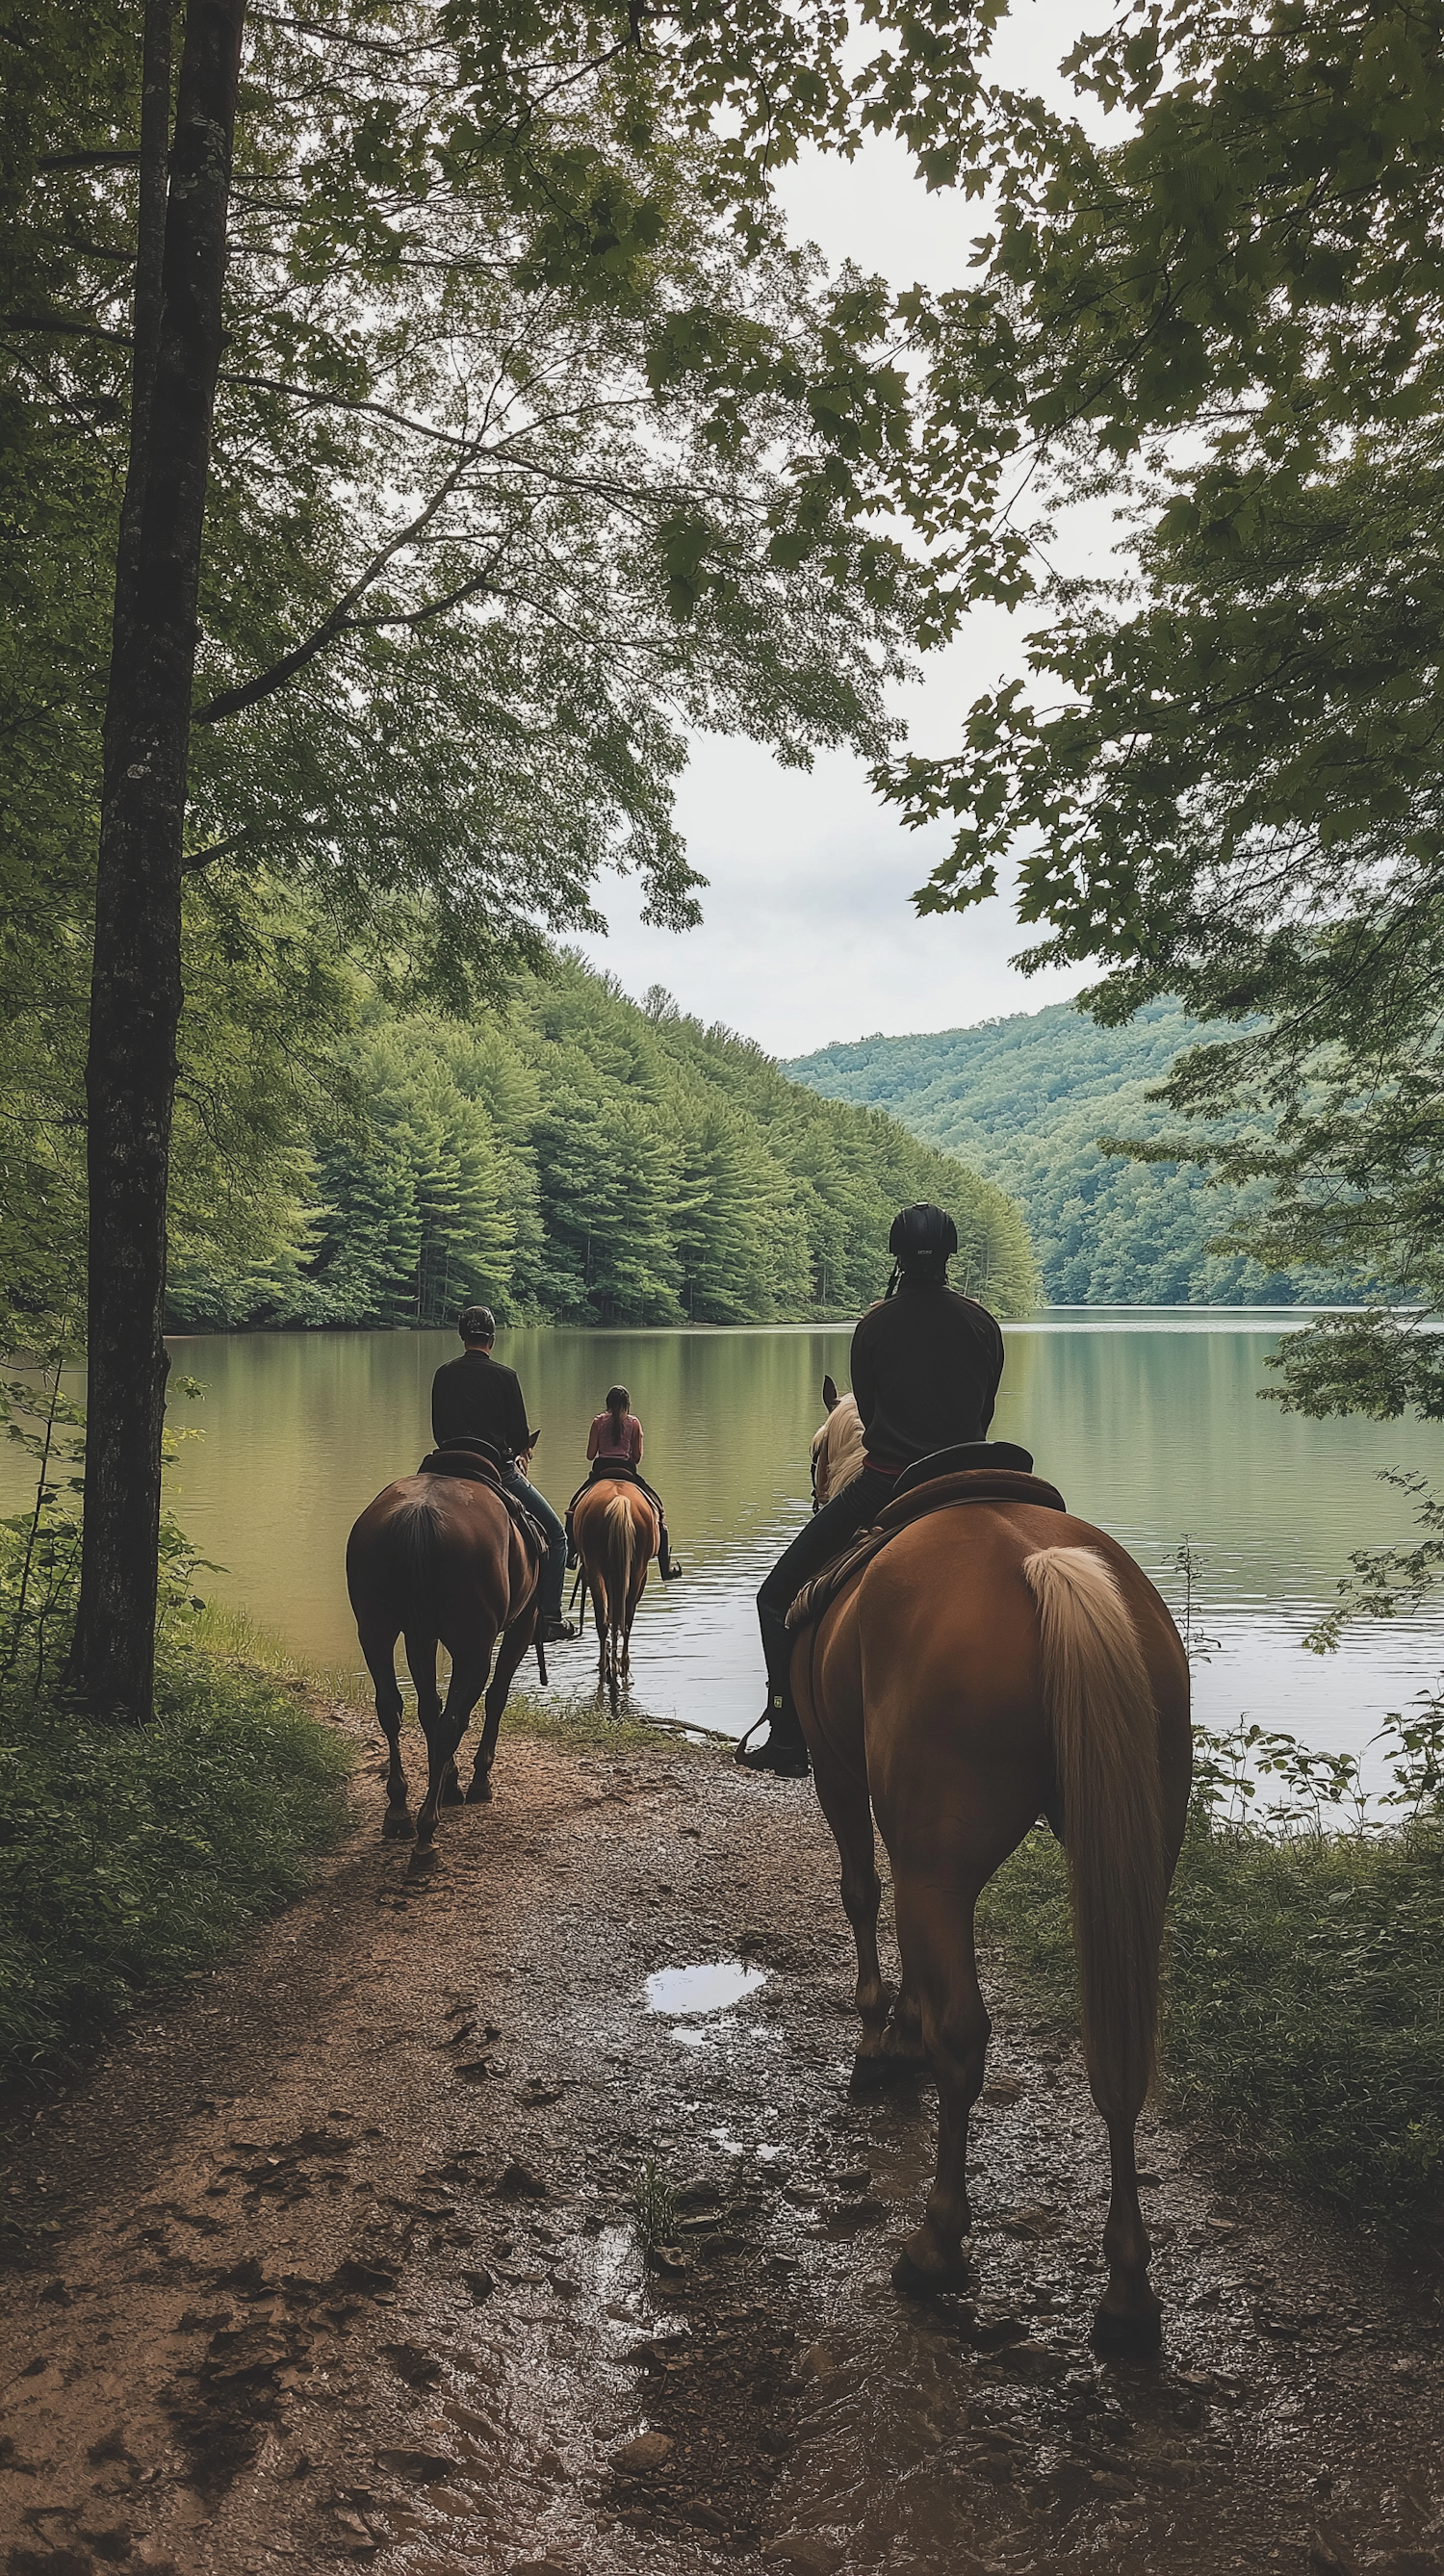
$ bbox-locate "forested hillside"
[167,960,1038,1331]
[787,1000,1350,1307]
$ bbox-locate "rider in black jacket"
[430,1307,576,1643]
[739,1205,1005,1777]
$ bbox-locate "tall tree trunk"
[67,0,246,1719]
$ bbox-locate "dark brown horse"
[573,1478,656,1699]
[792,1492,1191,2352]
[347,1470,541,1865]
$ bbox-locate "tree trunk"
[67,0,246,1719]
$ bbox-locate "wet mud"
[1,1713,1441,2576]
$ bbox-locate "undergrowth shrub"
[0,1642,352,2085]
[977,1719,1444,2248]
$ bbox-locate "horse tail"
[605,1493,635,1640]
[392,1490,442,1610]
[1020,1546,1166,2118]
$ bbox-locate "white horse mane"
[812,1390,865,1507]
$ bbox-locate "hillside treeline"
[168,960,1039,1331]
[788,999,1351,1308]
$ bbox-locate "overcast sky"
[574,2,1116,1060]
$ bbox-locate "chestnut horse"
[347,1471,541,1865]
[573,1478,657,1698]
[792,1481,1191,2352]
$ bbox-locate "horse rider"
[739,1203,1005,1777]
[565,1384,683,1581]
[429,1305,577,1643]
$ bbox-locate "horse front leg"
[810,1750,891,2078]
[890,1873,990,2294]
[358,1621,412,1840]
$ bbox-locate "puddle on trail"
[644,1959,770,2017]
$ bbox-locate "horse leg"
[810,1750,890,2079]
[469,1616,529,1801]
[1092,2110,1160,2355]
[358,1620,412,1840]
[890,1870,991,2294]
[410,1632,466,1862]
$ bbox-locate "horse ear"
[822,1374,838,1411]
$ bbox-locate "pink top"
[587,1410,643,1464]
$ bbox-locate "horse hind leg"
[410,1632,469,1865]
[470,1617,528,1802]
[358,1619,412,1840]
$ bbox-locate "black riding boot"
[735,1688,810,1777]
[658,1528,683,1581]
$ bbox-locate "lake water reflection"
[136,1315,1444,1757]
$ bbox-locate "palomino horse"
[792,1459,1191,2352]
[347,1468,541,1865]
[811,1371,864,1507]
[573,1477,657,1698]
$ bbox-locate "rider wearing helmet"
[739,1203,1005,1776]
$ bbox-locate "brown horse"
[791,1491,1191,2352]
[573,1478,657,1698]
[346,1471,541,1866]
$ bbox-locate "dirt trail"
[1,1713,1441,2576]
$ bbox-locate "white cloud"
[578,1,1117,1056]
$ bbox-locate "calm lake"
[137,1312,1444,1761]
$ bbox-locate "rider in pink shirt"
[567,1385,681,1580]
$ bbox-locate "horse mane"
[1020,1545,1166,2114]
[812,1392,865,1505]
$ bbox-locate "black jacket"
[850,1283,1004,1469]
[430,1350,531,1459]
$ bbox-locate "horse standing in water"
[573,1479,657,1699]
[347,1465,542,1866]
[792,1399,1191,2352]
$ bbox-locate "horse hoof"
[440,1783,466,1809]
[1091,2302,1163,2359]
[381,1808,415,1842]
[465,1777,493,1806]
[406,1844,439,1878]
[850,2048,923,2095]
[891,2245,969,2299]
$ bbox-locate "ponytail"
[606,1384,631,1443]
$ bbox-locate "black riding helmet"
[885,1202,958,1295]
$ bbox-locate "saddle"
[786,1449,1069,1636]
[415,1440,552,1576]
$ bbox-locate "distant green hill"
[167,957,1039,1329]
[786,997,1347,1307]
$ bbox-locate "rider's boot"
[735,1689,810,1778]
[658,1530,683,1582]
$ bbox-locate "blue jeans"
[503,1464,566,1620]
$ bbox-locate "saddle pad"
[786,1466,1068,1636]
[890,1438,1034,1501]
[416,1441,503,1487]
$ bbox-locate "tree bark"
[67,0,246,1719]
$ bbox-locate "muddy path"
[2,1710,1442,2576]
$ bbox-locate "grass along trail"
[0,1707,1441,2576]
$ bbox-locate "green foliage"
[979,1714,1444,2246]
[0,1650,352,2082]
[849,1,1444,1404]
[787,997,1354,1306]
[165,954,1038,1329]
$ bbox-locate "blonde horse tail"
[1021,1546,1166,2119]
[606,1494,635,1651]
